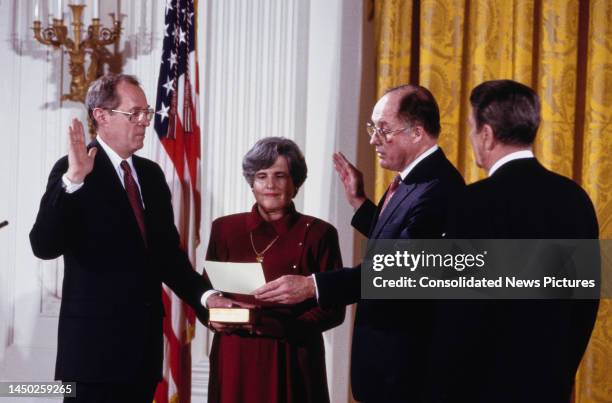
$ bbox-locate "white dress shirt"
[62,135,143,200]
[399,144,439,180]
[488,149,534,177]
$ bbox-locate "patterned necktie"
[120,161,147,244]
[380,174,401,215]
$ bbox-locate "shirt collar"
[488,149,534,177]
[96,135,136,173]
[246,203,299,235]
[398,144,439,180]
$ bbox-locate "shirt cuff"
[311,274,320,302]
[201,289,222,308]
[62,173,84,194]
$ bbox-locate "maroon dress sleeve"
[285,223,345,340]
[205,219,225,261]
[203,220,219,289]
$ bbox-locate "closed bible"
[209,308,257,324]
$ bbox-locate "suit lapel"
[369,148,446,239]
[370,182,417,238]
[88,141,128,201]
[89,142,148,246]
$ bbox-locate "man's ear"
[482,124,496,151]
[92,108,107,128]
[412,125,425,143]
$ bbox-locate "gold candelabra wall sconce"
[32,3,122,104]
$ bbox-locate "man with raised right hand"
[255,84,464,403]
[30,74,217,403]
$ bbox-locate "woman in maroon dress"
[205,137,345,403]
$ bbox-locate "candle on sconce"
[56,0,62,19]
[93,0,99,18]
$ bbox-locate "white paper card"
[203,260,267,294]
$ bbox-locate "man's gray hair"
[242,137,308,193]
[86,74,140,129]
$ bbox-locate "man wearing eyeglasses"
[29,74,212,403]
[255,84,465,402]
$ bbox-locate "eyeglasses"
[110,108,155,123]
[366,122,410,141]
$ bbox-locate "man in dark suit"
[255,85,465,402]
[29,74,213,403]
[436,80,599,403]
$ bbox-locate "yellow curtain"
[374,0,612,401]
[374,0,414,195]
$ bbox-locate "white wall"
[0,1,363,402]
[0,2,167,402]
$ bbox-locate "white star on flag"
[156,102,170,122]
[168,52,177,68]
[162,77,174,96]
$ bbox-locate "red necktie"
[380,174,401,214]
[120,161,147,244]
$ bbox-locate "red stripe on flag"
[160,95,201,245]
[154,378,169,403]
[153,1,202,402]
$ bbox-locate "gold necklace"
[250,232,279,263]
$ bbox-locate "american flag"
[152,1,201,402]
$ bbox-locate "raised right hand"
[65,118,97,183]
[332,152,366,209]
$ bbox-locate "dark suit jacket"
[315,148,465,402]
[435,158,600,403]
[29,141,210,383]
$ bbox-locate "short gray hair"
[242,137,308,193]
[86,74,140,129]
